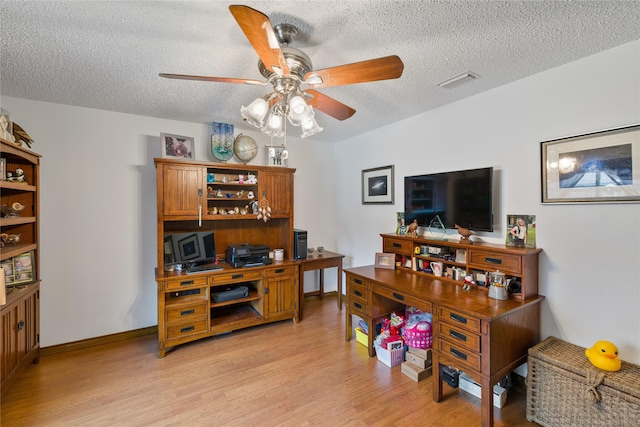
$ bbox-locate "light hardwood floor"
[1,296,536,426]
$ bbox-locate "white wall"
[335,40,640,363]
[2,40,639,365]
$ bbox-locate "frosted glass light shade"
[301,116,323,138]
[240,98,269,128]
[262,109,285,137]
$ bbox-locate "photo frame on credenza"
[161,132,195,160]
[541,124,640,204]
[374,252,395,269]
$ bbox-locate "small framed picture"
[374,252,396,269]
[3,251,35,286]
[362,165,394,204]
[161,133,195,159]
[505,214,537,248]
[266,145,288,167]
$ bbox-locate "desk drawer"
[166,303,208,323]
[439,340,481,371]
[375,286,432,313]
[166,319,208,340]
[467,249,522,275]
[347,296,368,316]
[165,277,208,291]
[438,322,481,353]
[210,270,262,285]
[437,307,481,334]
[348,281,369,303]
[263,265,296,278]
[383,237,413,256]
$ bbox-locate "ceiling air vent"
[438,71,479,89]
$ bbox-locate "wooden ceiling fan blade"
[159,73,264,86]
[304,55,404,88]
[229,5,290,76]
[304,90,356,121]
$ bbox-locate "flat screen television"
[163,231,216,267]
[404,167,494,232]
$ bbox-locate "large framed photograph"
[362,165,394,204]
[374,252,396,269]
[161,133,195,160]
[541,124,640,203]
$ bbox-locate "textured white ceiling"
[1,1,639,142]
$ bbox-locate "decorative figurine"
[246,173,257,184]
[585,340,622,372]
[247,191,255,199]
[455,224,474,244]
[0,109,16,143]
[404,219,419,237]
[216,189,223,198]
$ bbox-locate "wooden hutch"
[154,158,298,357]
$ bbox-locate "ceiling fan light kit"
[160,5,404,139]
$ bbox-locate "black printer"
[226,243,272,268]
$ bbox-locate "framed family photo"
[362,165,394,204]
[541,124,640,204]
[374,252,396,269]
[505,214,536,248]
[161,133,195,160]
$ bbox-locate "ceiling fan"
[159,4,404,138]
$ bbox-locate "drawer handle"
[450,313,468,324]
[354,278,362,285]
[274,268,285,274]
[180,280,194,286]
[180,326,195,333]
[232,274,243,279]
[392,292,404,301]
[485,257,502,265]
[354,302,363,310]
[392,243,401,248]
[180,309,195,316]
[450,348,468,361]
[450,330,467,341]
[354,290,363,297]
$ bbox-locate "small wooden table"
[298,250,345,320]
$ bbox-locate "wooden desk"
[298,251,345,320]
[345,265,544,427]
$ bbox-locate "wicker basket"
[527,336,640,426]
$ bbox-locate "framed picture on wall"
[161,133,195,160]
[541,124,640,203]
[362,165,394,204]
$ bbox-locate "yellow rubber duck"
[585,340,622,372]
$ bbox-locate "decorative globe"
[233,134,258,164]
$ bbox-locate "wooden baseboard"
[41,326,157,357]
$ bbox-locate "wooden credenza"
[345,244,544,427]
